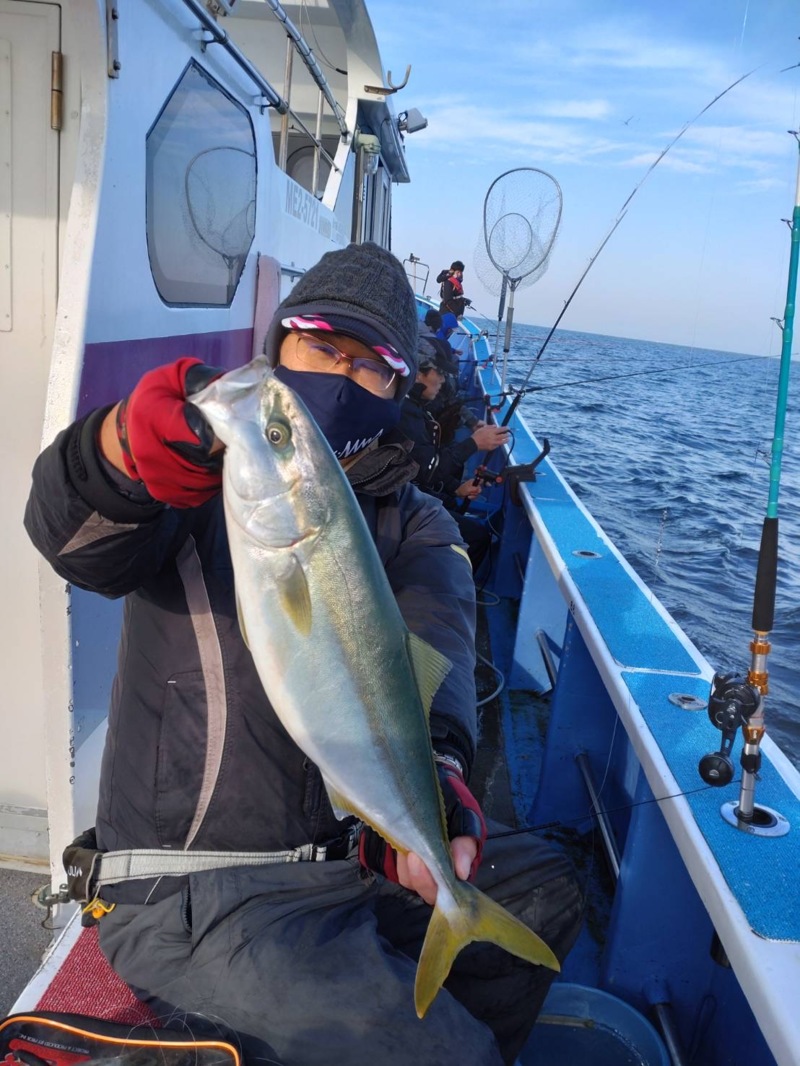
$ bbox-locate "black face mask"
[273,366,401,459]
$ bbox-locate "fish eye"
[266,419,291,448]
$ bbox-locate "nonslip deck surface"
[528,464,800,944]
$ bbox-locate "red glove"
[115,358,223,507]
[436,760,486,880]
[358,760,486,883]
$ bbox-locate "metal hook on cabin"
[364,64,412,95]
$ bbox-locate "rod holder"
[720,801,789,837]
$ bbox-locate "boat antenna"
[497,67,756,428]
[697,130,799,837]
[472,168,563,388]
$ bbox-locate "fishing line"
[464,303,496,327]
[475,650,505,706]
[498,66,759,427]
[486,778,745,841]
[653,508,670,576]
[299,0,347,74]
[475,589,501,607]
[487,352,761,402]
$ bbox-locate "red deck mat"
[35,924,159,1027]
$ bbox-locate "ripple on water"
[514,325,800,769]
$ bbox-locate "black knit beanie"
[264,242,419,402]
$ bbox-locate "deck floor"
[473,597,613,990]
[0,867,52,1015]
[1,599,609,1019]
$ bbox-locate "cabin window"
[146,62,256,306]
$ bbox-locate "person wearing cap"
[398,346,509,573]
[423,307,444,334]
[417,320,480,445]
[437,260,471,318]
[25,242,580,1066]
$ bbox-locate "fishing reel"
[471,465,505,488]
[470,440,551,504]
[698,673,762,787]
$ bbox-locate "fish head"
[189,356,333,550]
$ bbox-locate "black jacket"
[437,271,468,318]
[398,384,478,507]
[24,407,478,901]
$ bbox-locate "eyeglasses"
[294,333,397,395]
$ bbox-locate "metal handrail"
[262,0,348,137]
[181,0,288,112]
[181,0,346,189]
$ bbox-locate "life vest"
[439,272,463,301]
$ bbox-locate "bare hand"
[455,480,482,500]
[395,837,478,905]
[471,424,510,451]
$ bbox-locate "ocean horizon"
[480,320,800,769]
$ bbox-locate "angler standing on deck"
[437,259,472,318]
[25,243,581,1066]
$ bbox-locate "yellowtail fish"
[190,357,559,1017]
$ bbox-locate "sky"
[366,0,800,356]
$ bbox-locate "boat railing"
[264,0,348,135]
[183,0,287,111]
[275,37,342,191]
[182,0,346,198]
[403,254,430,295]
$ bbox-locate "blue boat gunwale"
[439,314,800,1066]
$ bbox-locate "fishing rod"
[481,353,762,407]
[462,69,758,510]
[491,67,756,429]
[698,131,800,834]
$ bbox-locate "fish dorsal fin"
[407,632,452,717]
[278,555,313,636]
[235,593,251,650]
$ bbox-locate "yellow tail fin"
[414,881,560,1019]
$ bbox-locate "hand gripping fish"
[191,357,559,1017]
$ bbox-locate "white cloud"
[538,99,613,120]
[413,100,624,164]
[681,124,789,157]
[620,151,710,175]
[735,177,787,194]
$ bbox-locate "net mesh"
[185,147,257,264]
[474,168,562,296]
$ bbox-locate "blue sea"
[491,322,800,770]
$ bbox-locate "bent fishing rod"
[460,67,758,507]
[698,131,800,833]
[460,63,759,511]
[484,68,756,430]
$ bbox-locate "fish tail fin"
[414,880,560,1019]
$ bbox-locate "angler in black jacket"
[437,259,471,318]
[25,243,580,1066]
[398,350,511,572]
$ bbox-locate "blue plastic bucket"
[519,983,670,1066]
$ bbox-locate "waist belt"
[64,823,362,904]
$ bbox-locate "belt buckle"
[321,822,362,862]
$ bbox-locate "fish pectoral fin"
[322,777,358,822]
[407,632,452,717]
[278,555,313,636]
[414,881,560,1019]
[235,593,251,650]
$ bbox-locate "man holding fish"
[25,243,581,1065]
